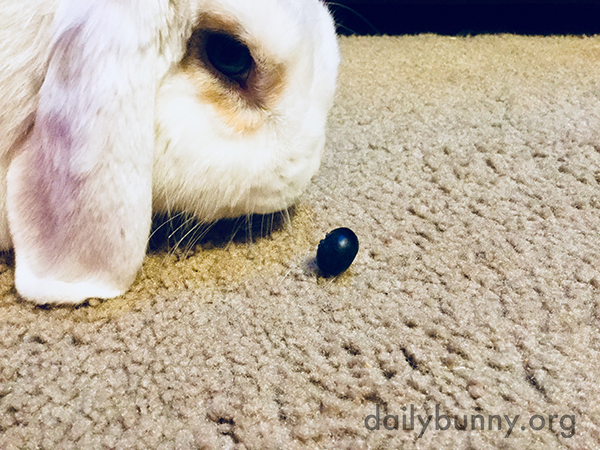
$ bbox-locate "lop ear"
[7,2,159,304]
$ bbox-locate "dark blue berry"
[316,228,359,277]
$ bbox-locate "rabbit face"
[0,0,339,304]
[153,0,339,221]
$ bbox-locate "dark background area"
[328,1,600,35]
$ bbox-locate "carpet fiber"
[1,34,600,449]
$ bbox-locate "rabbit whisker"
[185,221,216,252]
[147,210,186,244]
[177,220,206,258]
[224,216,245,251]
[282,207,293,235]
[325,2,379,35]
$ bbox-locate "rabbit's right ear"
[7,1,162,304]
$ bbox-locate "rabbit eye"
[182,20,286,130]
[205,33,253,86]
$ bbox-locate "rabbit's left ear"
[7,2,160,304]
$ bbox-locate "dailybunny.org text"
[364,404,575,439]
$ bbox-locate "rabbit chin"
[151,72,327,223]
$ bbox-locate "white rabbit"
[0,0,339,304]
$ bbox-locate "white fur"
[0,0,339,304]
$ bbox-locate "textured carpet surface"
[1,35,600,449]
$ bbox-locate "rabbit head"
[153,0,340,222]
[0,0,339,304]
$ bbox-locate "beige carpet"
[1,34,600,449]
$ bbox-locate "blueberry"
[316,228,359,277]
